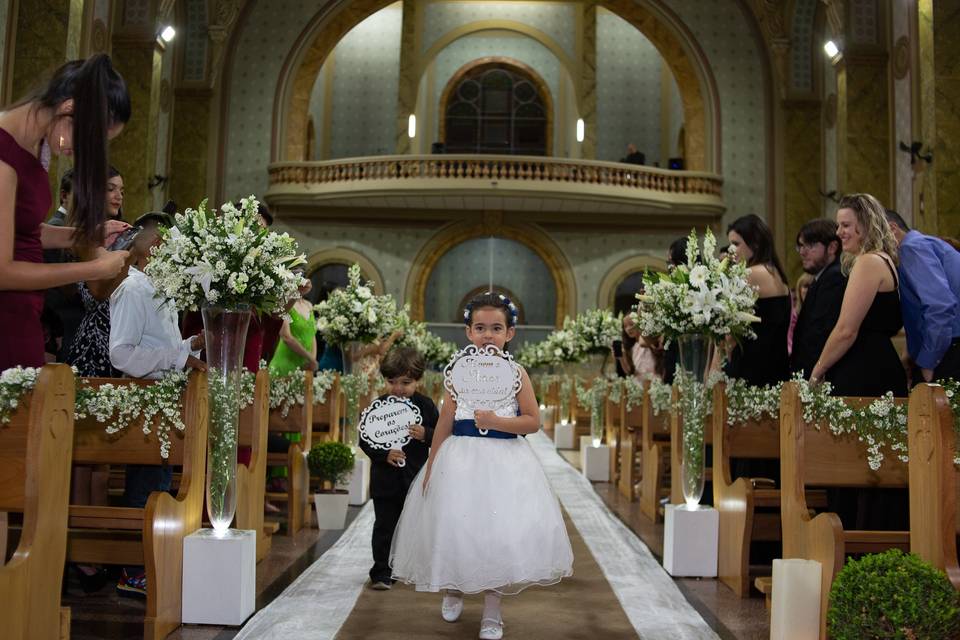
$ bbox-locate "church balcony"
[265,155,724,227]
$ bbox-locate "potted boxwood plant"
[828,549,960,639]
[308,441,356,529]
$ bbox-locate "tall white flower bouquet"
[314,264,399,345]
[635,228,759,343]
[145,196,307,314]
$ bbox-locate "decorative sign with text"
[443,345,522,434]
[358,396,421,467]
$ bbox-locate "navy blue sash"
[452,419,517,439]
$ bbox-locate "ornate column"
[578,0,597,159]
[394,0,419,154]
[915,0,960,235]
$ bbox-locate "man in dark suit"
[791,219,847,379]
[620,143,645,165]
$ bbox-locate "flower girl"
[390,293,573,640]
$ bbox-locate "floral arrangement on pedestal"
[635,228,759,507]
[313,264,399,346]
[570,309,621,356]
[145,195,308,534]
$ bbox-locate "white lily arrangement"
[145,196,307,314]
[636,228,759,343]
[314,264,399,345]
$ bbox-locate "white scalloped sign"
[358,396,421,466]
[443,345,522,417]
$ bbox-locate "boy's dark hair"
[797,218,841,248]
[380,347,426,380]
[884,209,910,233]
[463,292,518,327]
[59,168,74,199]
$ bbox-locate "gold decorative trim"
[305,247,386,295]
[597,254,668,309]
[404,221,577,325]
[437,57,554,156]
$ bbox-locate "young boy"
[360,346,438,590]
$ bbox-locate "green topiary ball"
[828,549,960,640]
[307,441,356,488]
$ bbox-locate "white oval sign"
[358,396,421,458]
[443,345,522,414]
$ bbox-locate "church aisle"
[235,431,717,639]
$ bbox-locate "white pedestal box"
[314,492,350,529]
[339,453,369,506]
[662,504,719,577]
[182,529,256,626]
[581,443,611,482]
[554,421,575,449]
[770,559,821,640]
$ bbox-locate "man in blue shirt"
[884,210,960,384]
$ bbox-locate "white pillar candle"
[770,558,821,640]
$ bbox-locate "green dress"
[269,306,316,376]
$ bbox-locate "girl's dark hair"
[24,54,131,245]
[727,214,788,284]
[462,292,518,327]
[380,347,426,380]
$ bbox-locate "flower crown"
[463,293,519,327]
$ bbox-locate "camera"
[108,226,142,251]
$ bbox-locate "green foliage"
[828,549,960,640]
[307,441,356,488]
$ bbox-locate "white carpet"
[234,431,719,640]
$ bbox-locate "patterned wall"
[892,0,914,221]
[424,237,557,325]
[430,31,564,145]
[596,9,674,165]
[422,1,576,61]
[184,0,208,82]
[669,0,768,222]
[308,59,326,160]
[790,0,817,93]
[822,54,838,218]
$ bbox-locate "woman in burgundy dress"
[0,54,131,370]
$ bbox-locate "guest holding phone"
[0,54,131,369]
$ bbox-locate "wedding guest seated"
[724,214,791,387]
[810,194,906,397]
[109,225,205,597]
[791,219,846,379]
[884,209,960,384]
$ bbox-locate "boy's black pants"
[370,493,405,583]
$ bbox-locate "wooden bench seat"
[66,371,208,640]
[639,381,673,522]
[266,372,314,534]
[0,365,75,640]
[236,370,271,561]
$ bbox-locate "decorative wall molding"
[597,254,668,309]
[305,247,386,295]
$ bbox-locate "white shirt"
[109,266,196,379]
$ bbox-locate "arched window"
[613,271,644,316]
[444,63,548,156]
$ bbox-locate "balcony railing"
[265,154,725,221]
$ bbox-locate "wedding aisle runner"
[235,431,718,640]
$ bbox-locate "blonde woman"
[810,194,907,396]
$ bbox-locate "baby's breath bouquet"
[314,264,399,345]
[145,196,307,314]
[635,228,759,344]
[571,309,621,355]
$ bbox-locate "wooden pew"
[311,373,341,444]
[605,392,624,484]
[67,371,208,640]
[265,371,314,534]
[711,382,828,597]
[617,400,643,500]
[236,370,271,561]
[0,365,75,640]
[639,381,673,521]
[907,382,960,589]
[779,381,909,639]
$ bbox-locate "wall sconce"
[160,26,176,42]
[576,118,584,143]
[148,174,169,190]
[899,141,933,165]
[408,114,416,139]
[823,40,839,58]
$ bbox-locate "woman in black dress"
[810,194,907,397]
[724,214,791,387]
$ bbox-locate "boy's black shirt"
[359,392,439,498]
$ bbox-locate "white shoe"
[441,594,463,622]
[479,616,504,640]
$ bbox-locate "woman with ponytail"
[0,54,132,369]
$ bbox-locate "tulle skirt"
[389,434,573,595]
